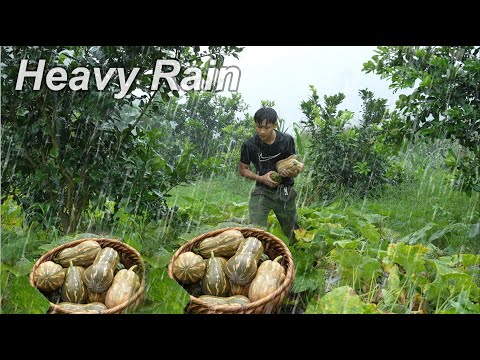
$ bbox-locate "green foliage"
[148,91,251,177]
[1,46,243,233]
[141,267,190,314]
[363,46,480,195]
[300,86,404,202]
[305,286,379,314]
[1,274,51,314]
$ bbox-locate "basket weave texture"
[29,238,145,314]
[167,227,295,314]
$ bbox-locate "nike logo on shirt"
[259,152,281,162]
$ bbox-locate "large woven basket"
[29,238,145,314]
[167,227,295,314]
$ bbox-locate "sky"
[221,46,406,132]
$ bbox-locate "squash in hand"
[248,256,286,302]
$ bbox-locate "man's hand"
[279,168,295,177]
[261,171,280,188]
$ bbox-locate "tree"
[363,46,480,194]
[1,46,243,233]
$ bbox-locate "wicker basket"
[167,227,295,314]
[29,238,145,314]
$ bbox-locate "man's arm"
[239,162,279,188]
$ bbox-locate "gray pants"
[249,185,299,244]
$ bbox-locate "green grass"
[167,163,480,254]
[167,173,254,217]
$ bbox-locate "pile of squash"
[172,229,286,307]
[31,240,142,313]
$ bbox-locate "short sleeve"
[289,135,296,155]
[240,141,251,165]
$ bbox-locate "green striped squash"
[196,229,244,258]
[172,252,206,284]
[33,261,66,292]
[54,240,101,267]
[83,247,119,293]
[202,252,230,296]
[61,262,87,303]
[225,237,264,285]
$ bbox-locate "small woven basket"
[29,238,145,314]
[167,227,295,314]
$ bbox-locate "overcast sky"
[222,46,405,132]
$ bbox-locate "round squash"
[32,261,66,292]
[172,251,206,284]
[248,256,286,302]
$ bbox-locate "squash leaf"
[144,267,190,314]
[3,275,50,314]
[293,268,325,293]
[305,286,378,314]
[143,247,172,269]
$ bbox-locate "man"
[239,106,300,244]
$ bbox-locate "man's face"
[255,120,276,141]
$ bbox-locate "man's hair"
[254,107,278,125]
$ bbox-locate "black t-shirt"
[240,130,296,188]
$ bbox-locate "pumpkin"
[172,251,206,284]
[54,240,102,267]
[198,295,251,306]
[58,302,107,313]
[248,255,286,302]
[276,155,304,177]
[83,247,119,293]
[105,265,141,309]
[225,237,264,285]
[196,229,244,258]
[202,252,230,296]
[61,261,87,303]
[33,261,66,292]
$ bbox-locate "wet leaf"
[5,276,50,314]
[144,247,172,269]
[306,286,378,314]
[293,269,325,293]
[386,243,428,275]
[145,267,190,314]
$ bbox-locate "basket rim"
[29,237,145,314]
[167,227,295,313]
